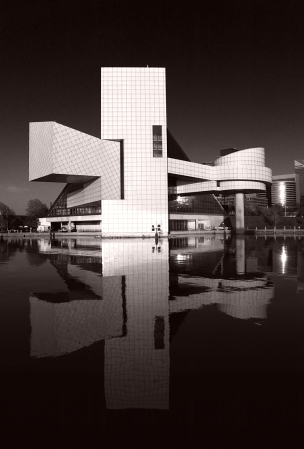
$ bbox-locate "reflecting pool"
[1,235,304,446]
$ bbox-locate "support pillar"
[235,193,245,234]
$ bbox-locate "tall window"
[153,125,162,157]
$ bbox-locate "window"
[168,194,224,214]
[169,220,188,231]
[153,125,162,157]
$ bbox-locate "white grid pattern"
[101,68,168,236]
[214,147,265,166]
[169,146,272,196]
[29,122,54,180]
[29,121,121,200]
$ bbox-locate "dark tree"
[244,201,259,216]
[26,199,49,228]
[0,202,15,229]
[265,204,284,228]
[9,216,24,230]
[296,204,304,227]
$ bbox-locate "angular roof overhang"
[31,174,99,184]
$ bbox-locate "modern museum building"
[29,67,272,236]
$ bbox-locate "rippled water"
[1,235,304,446]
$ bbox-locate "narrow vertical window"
[153,125,162,157]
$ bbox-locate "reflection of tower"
[273,241,298,275]
[235,193,245,234]
[236,236,245,275]
[103,240,170,409]
[281,246,287,274]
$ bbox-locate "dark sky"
[1,0,304,213]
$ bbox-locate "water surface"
[1,235,304,446]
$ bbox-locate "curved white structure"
[169,149,271,194]
[169,148,271,233]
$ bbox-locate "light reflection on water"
[1,235,304,445]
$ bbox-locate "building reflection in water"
[30,235,277,409]
[32,238,169,410]
[169,236,273,321]
[265,239,299,276]
[281,246,287,274]
[102,240,169,409]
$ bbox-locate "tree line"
[225,201,304,228]
[0,199,48,230]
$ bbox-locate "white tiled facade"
[101,67,168,236]
[29,67,272,235]
[168,148,272,195]
[29,121,121,202]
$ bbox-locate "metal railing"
[249,226,304,235]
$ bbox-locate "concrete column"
[235,193,245,234]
